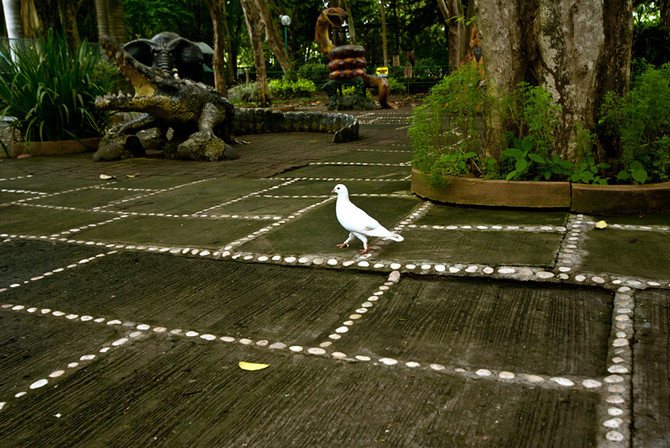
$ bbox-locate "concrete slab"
[334,277,612,377]
[633,289,670,446]
[416,205,569,227]
[321,149,411,164]
[0,310,122,398]
[0,205,113,235]
[73,215,270,248]
[0,335,599,447]
[0,240,105,285]
[266,179,411,197]
[0,176,104,193]
[239,196,420,255]
[378,229,564,266]
[0,252,386,345]
[581,229,670,280]
[107,178,282,214]
[276,164,409,180]
[30,188,147,209]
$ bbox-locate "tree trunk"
[659,0,670,29]
[380,0,389,67]
[94,0,109,39]
[475,0,633,161]
[220,0,237,85]
[255,0,293,76]
[204,0,228,96]
[106,0,126,44]
[240,0,270,106]
[436,0,467,69]
[474,0,523,159]
[341,0,356,44]
[95,0,125,44]
[57,0,81,52]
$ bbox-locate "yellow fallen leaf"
[238,361,270,371]
[595,220,608,229]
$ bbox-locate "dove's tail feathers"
[386,233,404,242]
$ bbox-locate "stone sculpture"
[93,36,359,162]
[315,7,396,110]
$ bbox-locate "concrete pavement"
[1,108,669,447]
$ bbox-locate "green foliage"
[599,63,670,183]
[296,62,329,83]
[386,77,406,94]
[269,78,316,99]
[409,62,488,185]
[228,82,258,103]
[502,82,561,160]
[0,30,115,144]
[502,133,610,184]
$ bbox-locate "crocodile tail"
[232,108,359,143]
[362,74,397,109]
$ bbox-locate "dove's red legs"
[360,247,371,254]
[336,243,349,248]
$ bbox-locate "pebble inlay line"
[0,249,117,295]
[596,287,635,447]
[0,330,144,412]
[193,178,299,216]
[94,178,214,210]
[319,271,401,346]
[5,182,112,206]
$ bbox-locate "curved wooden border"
[411,168,670,215]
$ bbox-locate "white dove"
[331,184,404,254]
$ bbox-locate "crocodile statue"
[94,36,359,162]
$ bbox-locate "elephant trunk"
[156,50,174,74]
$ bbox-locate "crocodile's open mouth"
[99,35,156,98]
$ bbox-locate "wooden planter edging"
[5,137,100,158]
[411,168,670,215]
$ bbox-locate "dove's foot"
[336,243,349,248]
[360,247,371,255]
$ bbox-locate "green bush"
[599,63,670,183]
[0,30,116,143]
[296,62,329,83]
[228,82,258,103]
[387,77,406,94]
[269,78,316,99]
[409,61,488,185]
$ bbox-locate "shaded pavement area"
[1,108,669,447]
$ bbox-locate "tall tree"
[255,0,293,75]
[475,0,633,161]
[94,0,126,44]
[240,0,270,106]
[380,0,389,67]
[204,0,228,96]
[436,0,467,68]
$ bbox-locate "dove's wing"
[337,201,382,234]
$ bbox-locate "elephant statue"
[123,31,205,82]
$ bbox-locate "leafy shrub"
[228,82,258,103]
[296,62,329,82]
[599,63,670,183]
[409,61,488,185]
[502,82,561,161]
[269,78,316,99]
[387,77,406,94]
[502,133,609,184]
[0,30,116,143]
